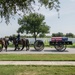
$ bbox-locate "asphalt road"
[0,47,75,54]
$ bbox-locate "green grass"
[0,44,2,48]
[0,65,75,75]
[67,43,75,48]
[0,54,75,61]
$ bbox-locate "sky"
[0,0,75,37]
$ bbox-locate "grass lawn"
[0,65,75,75]
[67,43,75,48]
[0,54,75,61]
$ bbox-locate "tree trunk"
[34,32,36,41]
[33,25,36,41]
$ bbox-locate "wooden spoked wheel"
[34,40,44,51]
[54,44,66,52]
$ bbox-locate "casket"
[51,37,68,42]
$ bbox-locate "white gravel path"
[0,61,75,65]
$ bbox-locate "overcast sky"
[0,0,75,37]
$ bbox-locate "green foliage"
[65,33,74,38]
[18,13,50,40]
[51,32,75,38]
[52,32,64,37]
[0,0,60,24]
[67,43,75,48]
[39,33,46,37]
[44,39,49,45]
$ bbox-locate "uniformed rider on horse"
[16,33,20,44]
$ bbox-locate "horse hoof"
[14,49,16,51]
[18,48,20,50]
[26,49,29,51]
[21,49,23,51]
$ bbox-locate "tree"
[57,32,64,37]
[52,32,64,37]
[17,13,50,41]
[52,33,56,37]
[65,33,74,38]
[0,0,60,24]
[39,33,46,38]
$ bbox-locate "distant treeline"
[4,32,75,38]
[52,32,75,38]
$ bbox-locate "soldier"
[16,33,20,44]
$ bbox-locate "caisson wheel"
[54,44,66,52]
[34,40,44,51]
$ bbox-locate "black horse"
[0,38,9,52]
[9,36,29,51]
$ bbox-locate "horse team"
[0,36,29,52]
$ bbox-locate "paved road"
[0,47,75,54]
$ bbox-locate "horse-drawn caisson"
[34,37,73,52]
[0,37,73,52]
